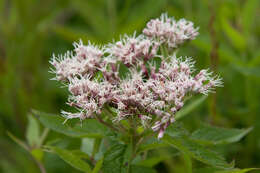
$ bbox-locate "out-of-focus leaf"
[48,146,92,172]
[163,124,233,169]
[195,167,258,173]
[216,168,259,173]
[7,131,29,151]
[135,155,172,167]
[26,114,40,147]
[220,18,246,51]
[232,65,260,77]
[131,165,157,173]
[31,148,44,162]
[81,138,94,156]
[175,95,207,120]
[91,157,103,173]
[119,0,167,35]
[32,109,109,138]
[52,25,99,43]
[241,0,259,33]
[102,144,127,173]
[191,124,252,145]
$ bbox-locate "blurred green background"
[0,0,260,172]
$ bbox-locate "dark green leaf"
[164,124,233,169]
[216,168,259,173]
[7,131,30,151]
[48,146,92,172]
[131,165,157,173]
[191,124,252,145]
[32,109,109,138]
[102,144,127,173]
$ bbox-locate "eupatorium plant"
[50,13,221,139]
[10,13,253,173]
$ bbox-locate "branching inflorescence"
[50,13,222,139]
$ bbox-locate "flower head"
[143,13,199,48]
[50,13,222,139]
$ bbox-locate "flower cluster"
[50,13,222,139]
[143,13,199,48]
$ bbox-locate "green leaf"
[221,18,246,51]
[26,114,40,147]
[137,137,169,154]
[241,0,259,33]
[175,95,207,120]
[131,165,157,173]
[216,168,259,173]
[31,148,44,162]
[32,110,109,138]
[163,124,233,169]
[91,158,103,173]
[52,25,99,43]
[232,65,260,77]
[102,144,127,173]
[163,136,233,169]
[48,146,92,172]
[191,124,252,145]
[81,138,95,156]
[135,155,172,167]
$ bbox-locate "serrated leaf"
[137,136,169,154]
[191,124,252,145]
[32,109,109,138]
[48,146,92,172]
[26,114,40,147]
[102,144,127,173]
[163,136,233,169]
[163,124,233,169]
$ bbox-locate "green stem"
[39,128,49,147]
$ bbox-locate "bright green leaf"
[31,148,44,162]
[102,144,127,173]
[191,124,252,145]
[32,109,109,138]
[26,114,40,147]
[48,146,92,172]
